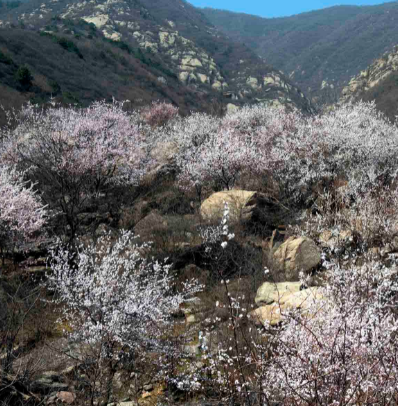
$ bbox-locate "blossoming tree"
[267,102,398,199]
[48,230,202,404]
[0,165,46,261]
[176,126,265,196]
[2,101,151,240]
[262,257,398,404]
[141,101,179,127]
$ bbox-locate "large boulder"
[200,190,256,223]
[273,236,321,281]
[249,287,324,326]
[200,190,279,225]
[280,287,324,308]
[249,303,282,326]
[255,281,302,306]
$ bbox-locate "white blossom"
[48,231,202,359]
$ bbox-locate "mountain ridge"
[202,2,398,105]
[0,0,314,119]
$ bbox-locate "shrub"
[48,231,202,404]
[55,36,83,58]
[0,51,13,65]
[15,66,33,90]
[263,257,398,404]
[0,0,21,11]
[141,101,179,127]
[292,186,398,256]
[39,32,83,58]
[0,165,47,254]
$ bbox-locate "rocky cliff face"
[342,46,398,101]
[0,0,313,113]
[341,45,398,121]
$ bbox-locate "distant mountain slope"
[340,45,398,121]
[0,27,216,121]
[0,0,313,118]
[202,3,398,105]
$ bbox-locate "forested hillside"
[0,0,313,124]
[203,3,398,104]
[0,27,219,124]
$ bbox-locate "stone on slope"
[319,229,353,249]
[134,210,168,237]
[31,377,68,394]
[249,303,282,326]
[200,190,256,223]
[249,287,323,326]
[255,281,302,305]
[200,190,280,225]
[56,391,76,404]
[273,236,321,281]
[281,286,323,308]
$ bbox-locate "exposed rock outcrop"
[201,190,257,224]
[249,286,323,326]
[0,0,314,114]
[339,45,398,120]
[341,46,398,103]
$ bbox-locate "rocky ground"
[0,184,328,405]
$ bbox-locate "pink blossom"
[0,165,46,248]
[263,257,398,403]
[141,101,179,127]
[2,101,151,239]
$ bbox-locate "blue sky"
[188,0,397,18]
